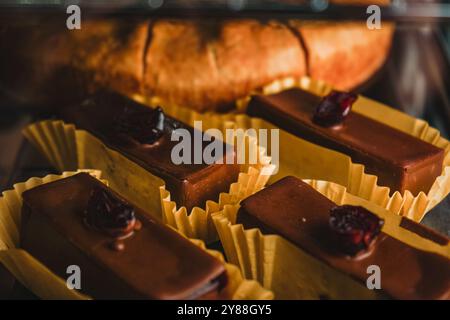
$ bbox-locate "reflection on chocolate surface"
[247,89,444,195]
[237,176,450,300]
[21,173,227,300]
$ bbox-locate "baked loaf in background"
[0,1,393,112]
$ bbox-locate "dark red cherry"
[329,205,384,256]
[85,187,136,238]
[115,106,165,145]
[313,90,357,127]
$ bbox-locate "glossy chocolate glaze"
[21,173,227,300]
[237,176,450,300]
[60,92,240,211]
[247,89,444,195]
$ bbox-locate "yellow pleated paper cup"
[187,239,274,300]
[256,77,450,221]
[161,154,275,243]
[152,106,275,243]
[23,120,166,220]
[212,178,450,300]
[23,117,274,241]
[156,76,448,222]
[0,171,273,300]
[136,76,450,221]
[0,170,101,300]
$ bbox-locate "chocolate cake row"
[247,89,444,196]
[60,92,241,212]
[237,176,450,299]
[16,173,228,299]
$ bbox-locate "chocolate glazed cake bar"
[20,173,227,299]
[247,89,444,195]
[237,176,450,300]
[60,92,240,211]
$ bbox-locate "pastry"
[60,91,241,211]
[237,176,450,299]
[0,0,393,112]
[247,89,444,195]
[21,173,228,299]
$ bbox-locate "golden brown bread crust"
[289,21,394,91]
[69,19,149,98]
[145,20,307,112]
[0,5,393,112]
[0,18,149,106]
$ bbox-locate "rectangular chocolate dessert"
[237,176,450,300]
[247,89,444,195]
[20,173,227,300]
[60,92,240,211]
